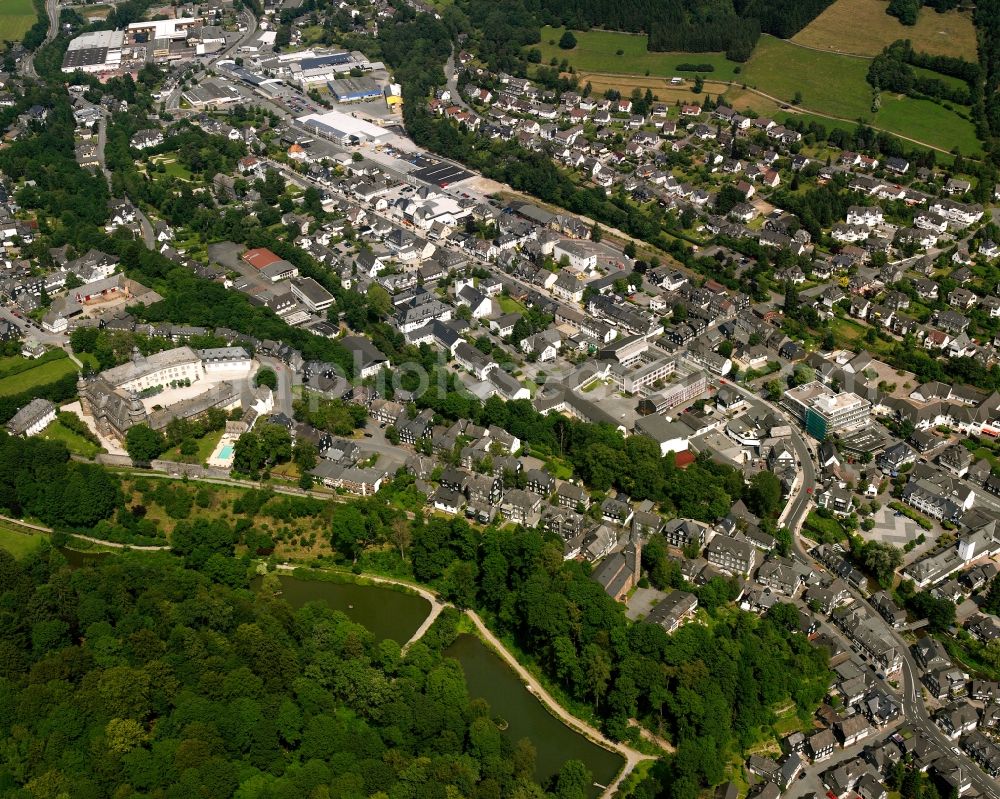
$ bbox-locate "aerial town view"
[3,0,1000,797]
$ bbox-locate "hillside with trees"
[465,0,837,62]
[410,518,831,799]
[0,548,574,799]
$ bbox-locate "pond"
[444,634,624,797]
[59,547,110,569]
[257,573,431,644]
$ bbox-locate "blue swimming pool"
[218,444,234,460]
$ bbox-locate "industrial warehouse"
[296,110,393,145]
[328,76,383,103]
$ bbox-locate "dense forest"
[510,0,835,60]
[0,548,584,799]
[977,0,1000,161]
[0,434,120,530]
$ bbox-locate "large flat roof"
[297,110,391,142]
[67,29,123,51]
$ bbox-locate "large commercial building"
[126,17,201,44]
[783,381,871,439]
[328,76,382,103]
[61,30,125,74]
[297,110,392,145]
[182,78,242,108]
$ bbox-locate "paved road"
[20,0,58,78]
[443,50,474,114]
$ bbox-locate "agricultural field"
[0,351,77,396]
[791,0,977,58]
[742,36,980,154]
[742,36,873,119]
[874,94,981,155]
[579,72,732,104]
[0,0,38,42]
[534,26,742,81]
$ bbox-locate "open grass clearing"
[791,0,977,58]
[912,65,969,94]
[534,26,741,80]
[0,0,39,42]
[78,3,112,19]
[0,351,77,396]
[0,524,47,559]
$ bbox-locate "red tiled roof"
[242,247,282,270]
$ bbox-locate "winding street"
[20,0,58,79]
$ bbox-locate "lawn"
[149,153,193,181]
[534,26,742,80]
[0,351,77,396]
[160,428,225,464]
[830,315,868,342]
[544,456,574,480]
[791,0,977,58]
[0,524,47,559]
[0,0,39,42]
[41,419,101,458]
[76,351,101,372]
[498,295,526,314]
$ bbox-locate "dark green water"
[444,634,624,797]
[260,573,431,644]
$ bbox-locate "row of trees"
[867,40,975,105]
